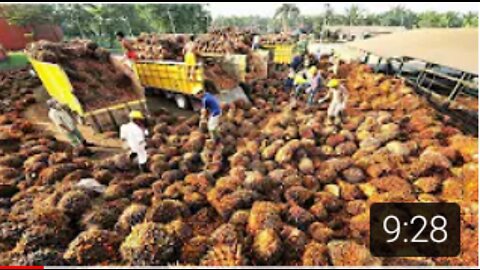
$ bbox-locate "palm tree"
[443,11,462,28]
[463,11,478,27]
[323,3,334,29]
[345,4,364,26]
[273,4,300,33]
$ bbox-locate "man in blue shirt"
[195,89,222,141]
[290,53,304,73]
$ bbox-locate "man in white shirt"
[318,79,348,126]
[120,110,149,172]
[47,99,86,148]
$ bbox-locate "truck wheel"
[175,94,190,109]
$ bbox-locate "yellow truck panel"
[29,58,84,115]
[133,61,204,95]
[263,44,295,65]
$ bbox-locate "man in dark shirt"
[195,89,222,141]
[290,53,304,72]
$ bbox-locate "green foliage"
[379,6,418,28]
[213,4,477,32]
[1,4,211,49]
[0,3,476,48]
[463,12,478,27]
[0,4,61,25]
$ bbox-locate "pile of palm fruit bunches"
[0,38,477,266]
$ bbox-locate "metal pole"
[374,57,382,73]
[448,72,467,101]
[416,62,430,87]
[397,58,405,77]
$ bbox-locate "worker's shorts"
[185,52,197,67]
[208,114,221,132]
[126,51,137,60]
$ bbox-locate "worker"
[290,52,304,73]
[306,66,325,105]
[116,31,136,61]
[184,35,197,81]
[293,68,310,99]
[328,52,341,76]
[120,110,149,172]
[284,68,295,92]
[295,34,309,56]
[195,90,222,141]
[47,99,88,148]
[318,79,348,126]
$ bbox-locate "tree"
[463,11,478,27]
[345,4,364,26]
[273,4,300,33]
[418,11,445,27]
[0,4,61,25]
[443,11,463,28]
[323,3,334,27]
[380,6,418,28]
[56,4,100,38]
[138,4,211,34]
[364,13,381,26]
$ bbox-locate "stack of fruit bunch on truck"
[131,30,269,109]
[27,39,147,133]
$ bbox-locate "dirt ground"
[23,86,194,160]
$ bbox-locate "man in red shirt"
[116,31,137,60]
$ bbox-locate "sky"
[205,2,479,18]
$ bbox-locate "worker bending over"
[195,90,222,141]
[47,99,88,148]
[293,68,310,99]
[184,35,197,81]
[318,79,348,126]
[120,110,149,172]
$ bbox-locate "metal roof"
[348,28,479,75]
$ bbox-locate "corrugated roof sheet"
[348,28,478,75]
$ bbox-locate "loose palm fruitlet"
[0,56,477,266]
